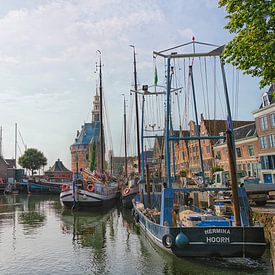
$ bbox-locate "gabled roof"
[215,122,257,146]
[72,121,100,146]
[203,119,253,138]
[46,159,71,173]
[259,83,275,109]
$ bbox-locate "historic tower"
[92,90,100,122]
[70,91,101,173]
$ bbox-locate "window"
[260,136,268,149]
[247,145,254,156]
[269,135,275,148]
[261,155,275,170]
[236,147,242,158]
[271,113,275,128]
[247,163,252,177]
[206,145,210,153]
[262,94,270,107]
[260,116,268,130]
[252,163,258,177]
[260,156,269,169]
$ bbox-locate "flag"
[154,64,158,86]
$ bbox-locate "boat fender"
[162,234,175,249]
[87,184,94,192]
[175,232,189,248]
[123,187,130,196]
[61,184,69,192]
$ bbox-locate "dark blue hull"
[133,204,266,258]
[121,193,137,208]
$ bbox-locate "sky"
[0,0,266,170]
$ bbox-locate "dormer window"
[262,93,270,107]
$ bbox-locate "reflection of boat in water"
[60,209,112,248]
[132,41,266,258]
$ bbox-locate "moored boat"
[60,169,119,209]
[60,51,119,209]
[132,40,266,258]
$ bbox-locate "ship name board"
[206,236,230,243]
[204,228,231,235]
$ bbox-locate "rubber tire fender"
[162,234,175,249]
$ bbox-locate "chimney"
[219,132,225,143]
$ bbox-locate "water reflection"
[0,195,272,275]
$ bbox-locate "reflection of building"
[70,91,101,173]
[213,123,259,177]
[45,159,72,182]
[252,84,275,183]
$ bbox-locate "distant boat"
[60,51,119,209]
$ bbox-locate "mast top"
[153,40,224,59]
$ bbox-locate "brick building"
[0,157,16,182]
[174,130,190,176]
[252,84,275,183]
[70,91,101,173]
[45,159,72,182]
[187,115,253,177]
[213,123,260,177]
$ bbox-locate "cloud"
[0,0,261,169]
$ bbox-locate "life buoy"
[61,184,69,192]
[87,184,94,192]
[123,187,130,196]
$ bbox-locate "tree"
[89,142,96,171]
[211,166,224,174]
[179,169,187,178]
[18,148,47,175]
[219,0,275,88]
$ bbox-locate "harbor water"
[0,195,272,274]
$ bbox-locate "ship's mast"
[15,122,17,168]
[0,126,2,157]
[130,45,141,175]
[97,50,104,174]
[123,95,127,178]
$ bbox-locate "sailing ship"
[132,40,266,258]
[60,51,119,209]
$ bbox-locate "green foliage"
[18,148,47,175]
[179,169,187,178]
[89,142,96,171]
[212,166,224,174]
[219,0,275,88]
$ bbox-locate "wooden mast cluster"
[154,41,241,226]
